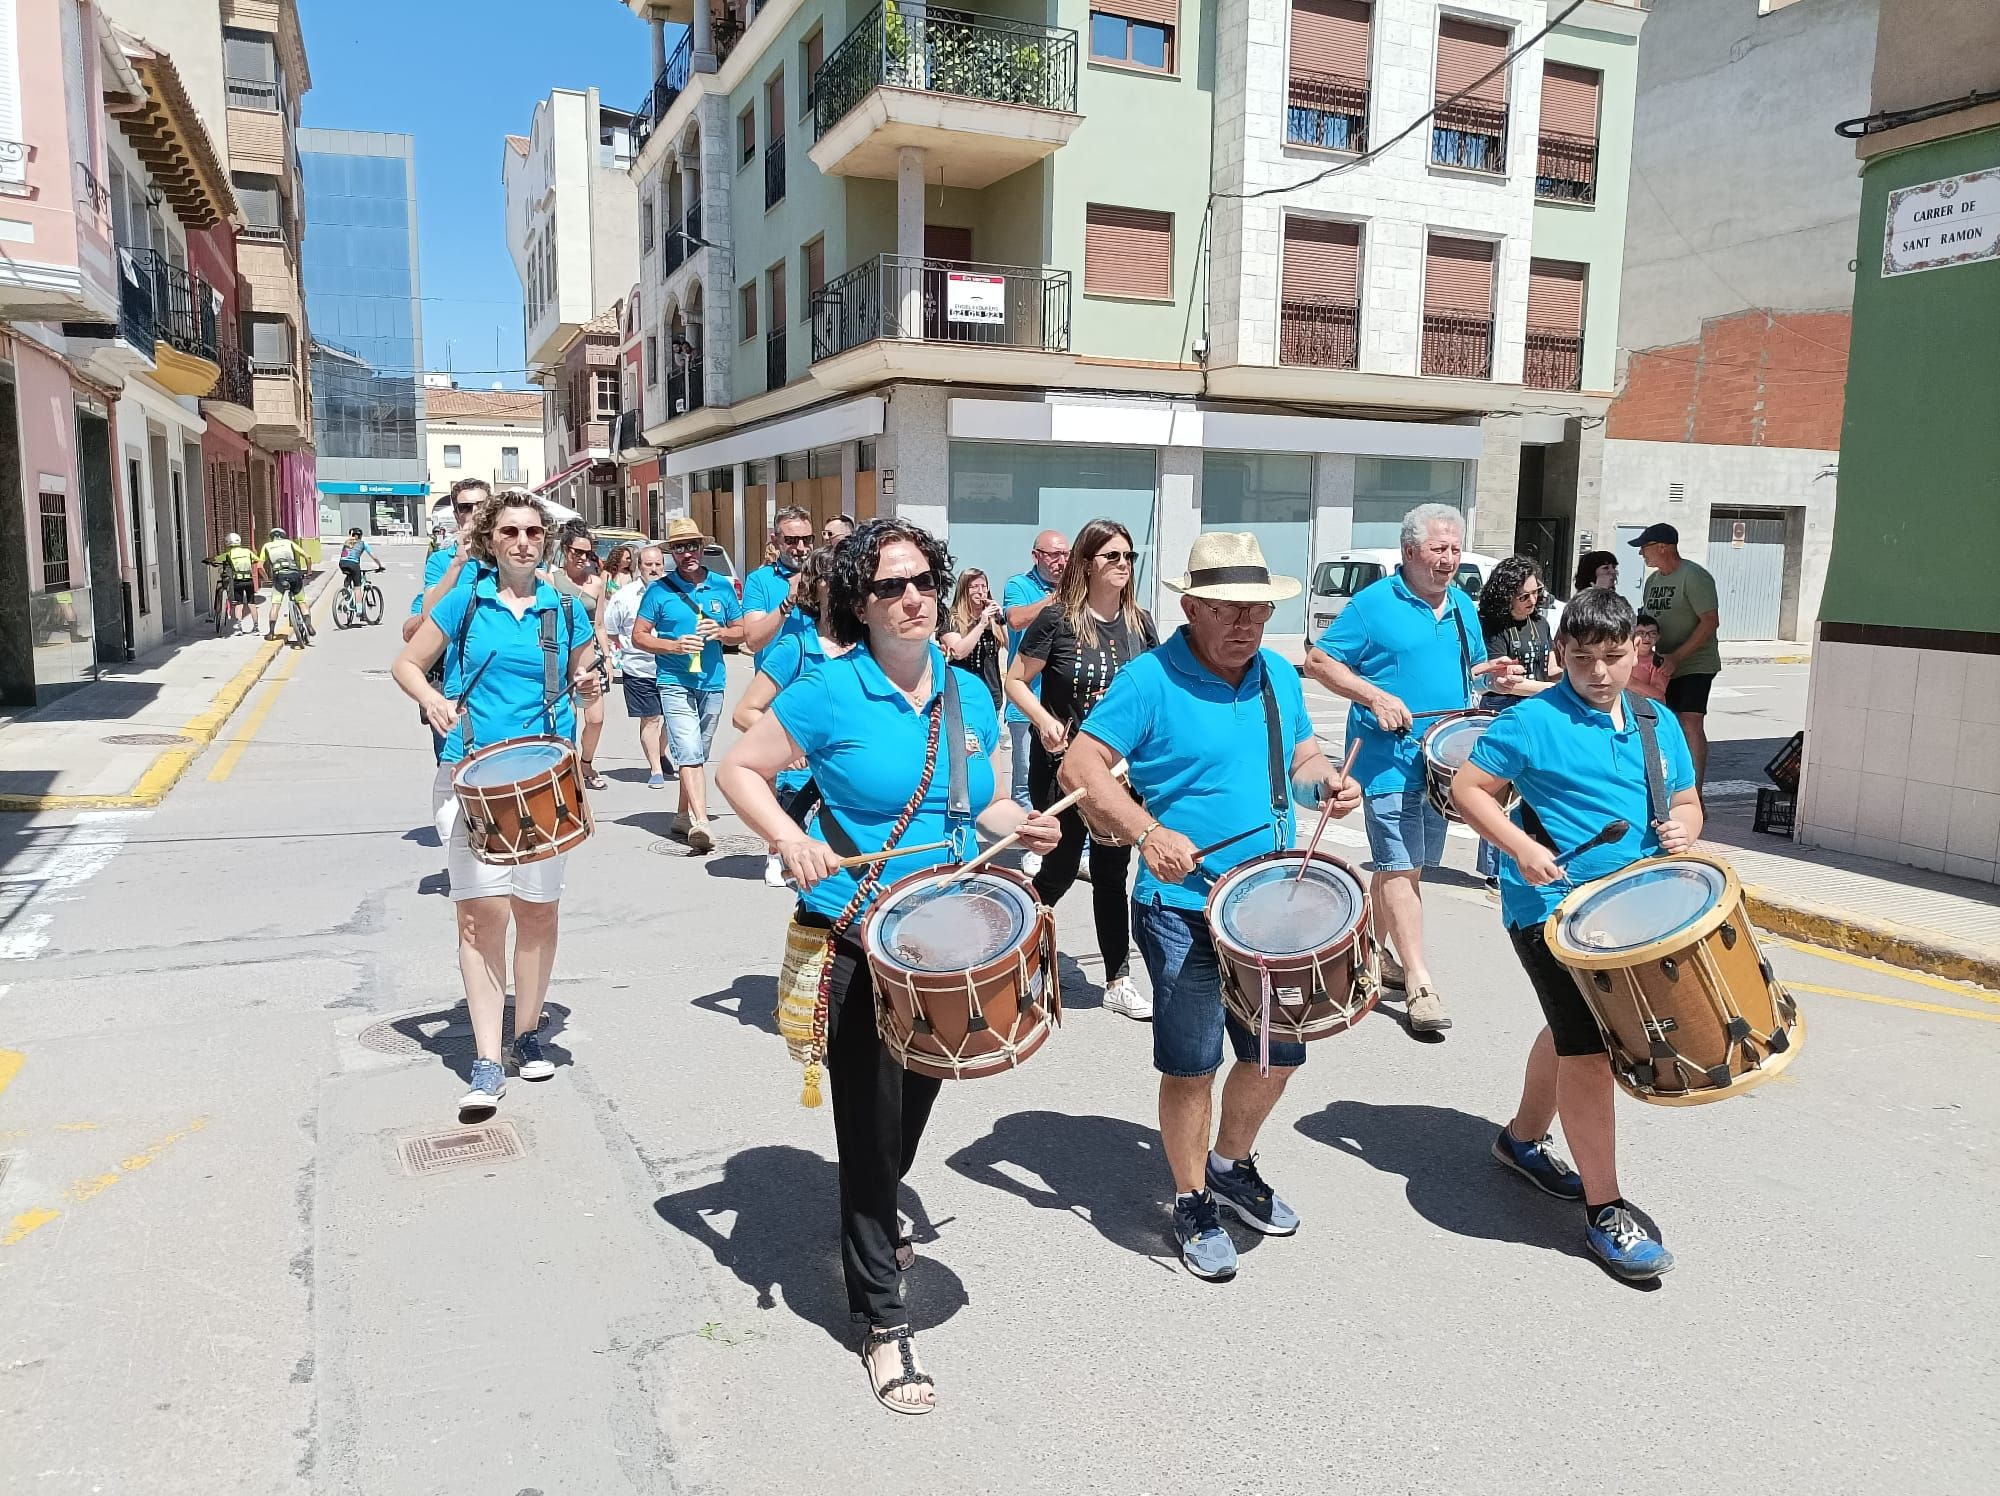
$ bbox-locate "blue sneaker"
[1172,1191,1238,1281]
[511,1030,554,1081]
[1204,1153,1299,1237]
[1587,1204,1676,1281]
[1492,1127,1585,1200]
[647,771,667,790]
[458,1058,505,1117]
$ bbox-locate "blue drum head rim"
[456,740,572,788]
[1558,861,1729,955]
[870,874,1036,973]
[1214,858,1365,957]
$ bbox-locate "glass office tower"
[297,129,429,534]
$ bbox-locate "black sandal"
[895,1235,915,1273]
[861,1324,935,1416]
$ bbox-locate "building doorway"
[1708,507,1787,640]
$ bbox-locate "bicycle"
[208,562,233,637]
[276,576,313,647]
[333,568,385,629]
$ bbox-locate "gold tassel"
[800,1061,824,1109]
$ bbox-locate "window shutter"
[1539,62,1599,137]
[1290,1,1372,77]
[740,283,757,338]
[1085,204,1173,299]
[768,261,787,323]
[1435,19,1509,105]
[803,240,825,317]
[806,31,824,79]
[1101,1,1180,27]
[1282,217,1360,304]
[1527,258,1585,332]
[766,73,785,132]
[1423,236,1494,316]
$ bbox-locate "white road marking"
[0,811,147,961]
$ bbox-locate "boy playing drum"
[1451,587,1702,1281]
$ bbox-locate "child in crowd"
[1627,612,1672,702]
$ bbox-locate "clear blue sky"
[296,0,658,390]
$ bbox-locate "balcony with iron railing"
[632,29,693,151]
[810,3,1082,188]
[664,214,686,274]
[667,356,706,417]
[1536,131,1598,204]
[131,250,219,396]
[203,331,256,427]
[1431,98,1507,174]
[1420,312,1493,380]
[1286,72,1368,154]
[1278,300,1359,371]
[568,419,614,456]
[811,255,1071,363]
[1523,326,1584,391]
[764,136,786,208]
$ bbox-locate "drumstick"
[1292,739,1363,885]
[1191,825,1265,862]
[833,839,953,871]
[452,652,496,713]
[935,758,1129,888]
[1554,819,1629,872]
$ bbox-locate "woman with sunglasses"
[1004,519,1157,1020]
[601,544,637,595]
[1471,555,1561,883]
[938,568,1007,709]
[393,492,602,1118]
[555,520,613,790]
[716,518,1061,1416]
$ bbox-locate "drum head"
[1559,861,1728,954]
[868,875,1036,973]
[1214,860,1365,957]
[1422,713,1493,770]
[457,740,571,787]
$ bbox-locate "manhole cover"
[357,1002,566,1058]
[398,1122,523,1176]
[645,835,765,858]
[103,732,192,746]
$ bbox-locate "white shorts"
[433,762,568,904]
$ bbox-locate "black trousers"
[1029,745,1133,981]
[817,926,942,1327]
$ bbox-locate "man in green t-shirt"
[1632,522,1722,787]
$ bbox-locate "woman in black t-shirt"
[1004,519,1156,1019]
[939,568,1006,708]
[1473,555,1560,880]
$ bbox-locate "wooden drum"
[451,735,594,866]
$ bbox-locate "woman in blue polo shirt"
[716,518,1060,1417]
[393,492,602,1121]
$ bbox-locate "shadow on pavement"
[945,1110,1199,1265]
[416,872,450,897]
[401,824,441,848]
[690,974,779,1035]
[654,1144,968,1342]
[612,810,680,839]
[384,999,574,1083]
[702,853,766,882]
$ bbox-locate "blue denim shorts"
[660,681,724,766]
[1132,897,1307,1077]
[1364,787,1448,872]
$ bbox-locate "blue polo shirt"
[1080,628,1312,913]
[1318,569,1486,797]
[1001,567,1057,725]
[1467,679,1697,931]
[408,542,479,616]
[758,628,837,795]
[638,568,743,691]
[743,560,809,667]
[772,641,999,920]
[428,574,587,764]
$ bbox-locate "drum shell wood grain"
[452,735,595,866]
[864,866,1061,1081]
[1207,851,1378,1044]
[1546,854,1803,1106]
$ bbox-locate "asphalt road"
[2,553,1994,1495]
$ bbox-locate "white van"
[1304,550,1506,643]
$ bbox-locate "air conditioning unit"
[673,399,688,415]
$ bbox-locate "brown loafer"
[1406,984,1452,1032]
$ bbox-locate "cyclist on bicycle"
[339,528,383,595]
[212,532,259,634]
[257,525,309,642]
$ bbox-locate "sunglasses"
[779,532,814,546]
[866,571,939,602]
[454,504,477,515]
[669,541,703,553]
[1200,600,1275,623]
[1095,549,1138,564]
[567,546,594,559]
[497,525,545,541]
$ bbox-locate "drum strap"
[1450,602,1474,708]
[1629,692,1668,826]
[1257,665,1287,846]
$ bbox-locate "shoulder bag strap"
[1629,692,1669,827]
[1450,598,1474,707]
[1256,661,1288,845]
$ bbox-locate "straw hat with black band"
[1163,532,1302,604]
[664,515,711,547]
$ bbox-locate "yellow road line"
[0,1116,209,1249]
[1769,937,2000,1005]
[0,1048,21,1101]
[1791,981,2000,1025]
[206,648,304,782]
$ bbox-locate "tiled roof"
[505,134,530,156]
[425,387,544,420]
[581,307,622,336]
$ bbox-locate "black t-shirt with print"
[1484,614,1553,684]
[1018,604,1156,731]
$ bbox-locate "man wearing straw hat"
[1305,503,1522,1033]
[633,516,745,852]
[1062,533,1361,1282]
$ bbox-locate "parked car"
[1304,548,1557,643]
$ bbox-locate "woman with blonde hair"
[1004,518,1157,1020]
[939,567,1007,708]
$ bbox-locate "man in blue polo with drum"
[1062,533,1360,1283]
[1306,503,1520,1034]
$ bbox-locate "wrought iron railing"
[811,255,1071,360]
[1420,312,1493,379]
[1286,72,1368,154]
[764,138,786,207]
[134,251,218,362]
[813,3,1079,140]
[75,161,112,217]
[237,222,287,244]
[664,214,685,274]
[115,251,155,351]
[1279,300,1359,370]
[226,75,280,110]
[633,30,693,149]
[1524,326,1584,391]
[207,331,254,408]
[1536,130,1598,203]
[765,330,787,391]
[1431,98,1507,173]
[667,356,706,417]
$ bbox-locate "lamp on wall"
[144,184,165,211]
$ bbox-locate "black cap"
[1629,523,1678,548]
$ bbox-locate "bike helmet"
[348,527,363,538]
[270,526,288,539]
[226,532,241,546]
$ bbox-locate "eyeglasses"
[1033,546,1070,560]
[1199,600,1275,624]
[497,525,545,541]
[669,541,703,553]
[1520,587,1544,602]
[778,532,814,546]
[1094,549,1138,565]
[866,571,939,602]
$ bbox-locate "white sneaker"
[687,818,714,854]
[1103,975,1153,1021]
[1021,851,1043,877]
[763,853,789,889]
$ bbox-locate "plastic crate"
[1754,787,1796,836]
[1765,731,1804,792]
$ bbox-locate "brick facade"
[1608,307,1850,449]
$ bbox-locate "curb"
[0,571,336,814]
[1725,653,1813,666]
[1745,885,2000,993]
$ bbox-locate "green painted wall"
[1531,22,1640,394]
[1821,126,2000,630]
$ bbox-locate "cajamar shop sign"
[1882,167,2000,277]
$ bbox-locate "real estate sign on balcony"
[1882,168,1999,277]
[947,272,1007,324]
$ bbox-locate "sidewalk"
[1721,639,1813,665]
[0,569,336,811]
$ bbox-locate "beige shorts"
[433,762,568,904]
